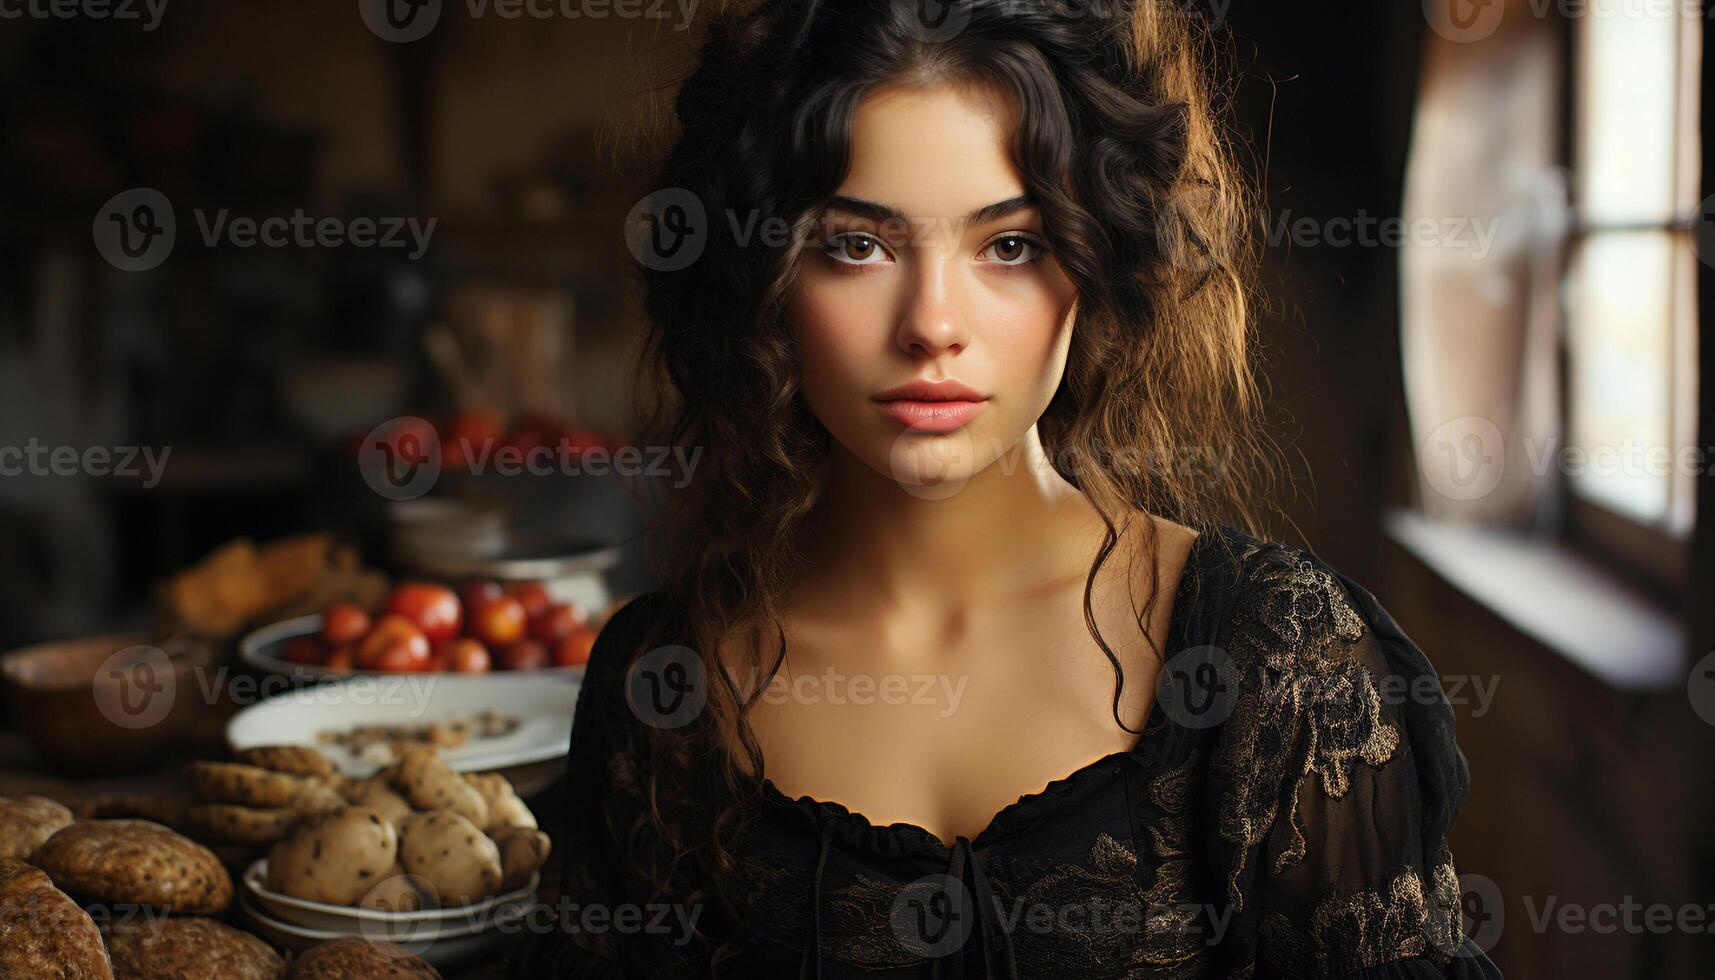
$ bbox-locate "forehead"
[838,81,1027,221]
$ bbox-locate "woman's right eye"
[822,233,892,266]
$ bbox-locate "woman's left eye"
[980,233,1045,266]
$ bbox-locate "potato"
[488,826,551,892]
[339,775,413,828]
[394,747,487,828]
[358,863,429,913]
[462,772,536,831]
[396,811,501,905]
[266,807,397,906]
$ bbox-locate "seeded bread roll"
[0,795,73,860]
[191,762,315,808]
[32,819,232,914]
[105,915,284,980]
[236,744,335,778]
[0,858,113,979]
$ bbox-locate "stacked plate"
[239,859,542,971]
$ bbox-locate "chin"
[876,426,989,499]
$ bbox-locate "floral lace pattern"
[1210,541,1402,908]
[551,530,1496,979]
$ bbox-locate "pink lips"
[872,379,988,433]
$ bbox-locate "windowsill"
[1382,509,1686,692]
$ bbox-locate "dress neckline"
[755,526,1220,853]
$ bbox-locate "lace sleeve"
[1207,545,1503,980]
[505,593,666,980]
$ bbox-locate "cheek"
[787,274,887,392]
[972,277,1077,398]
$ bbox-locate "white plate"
[225,673,579,777]
[237,891,527,971]
[242,858,539,940]
[239,614,586,680]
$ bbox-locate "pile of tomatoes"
[282,581,597,673]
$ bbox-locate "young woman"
[510,1,1501,977]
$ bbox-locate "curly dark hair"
[592,0,1277,973]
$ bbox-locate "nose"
[895,252,970,358]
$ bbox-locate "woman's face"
[787,82,1079,492]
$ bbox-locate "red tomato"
[386,583,463,644]
[427,640,453,671]
[498,639,549,671]
[459,579,503,612]
[554,629,596,668]
[324,644,355,673]
[470,595,528,648]
[530,603,581,644]
[284,636,327,665]
[357,614,430,671]
[443,638,492,673]
[376,644,433,672]
[505,582,553,621]
[322,602,372,646]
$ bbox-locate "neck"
[791,426,1132,620]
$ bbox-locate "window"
[1563,0,1702,586]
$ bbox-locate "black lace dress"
[506,526,1504,979]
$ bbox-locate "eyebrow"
[823,194,1035,227]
